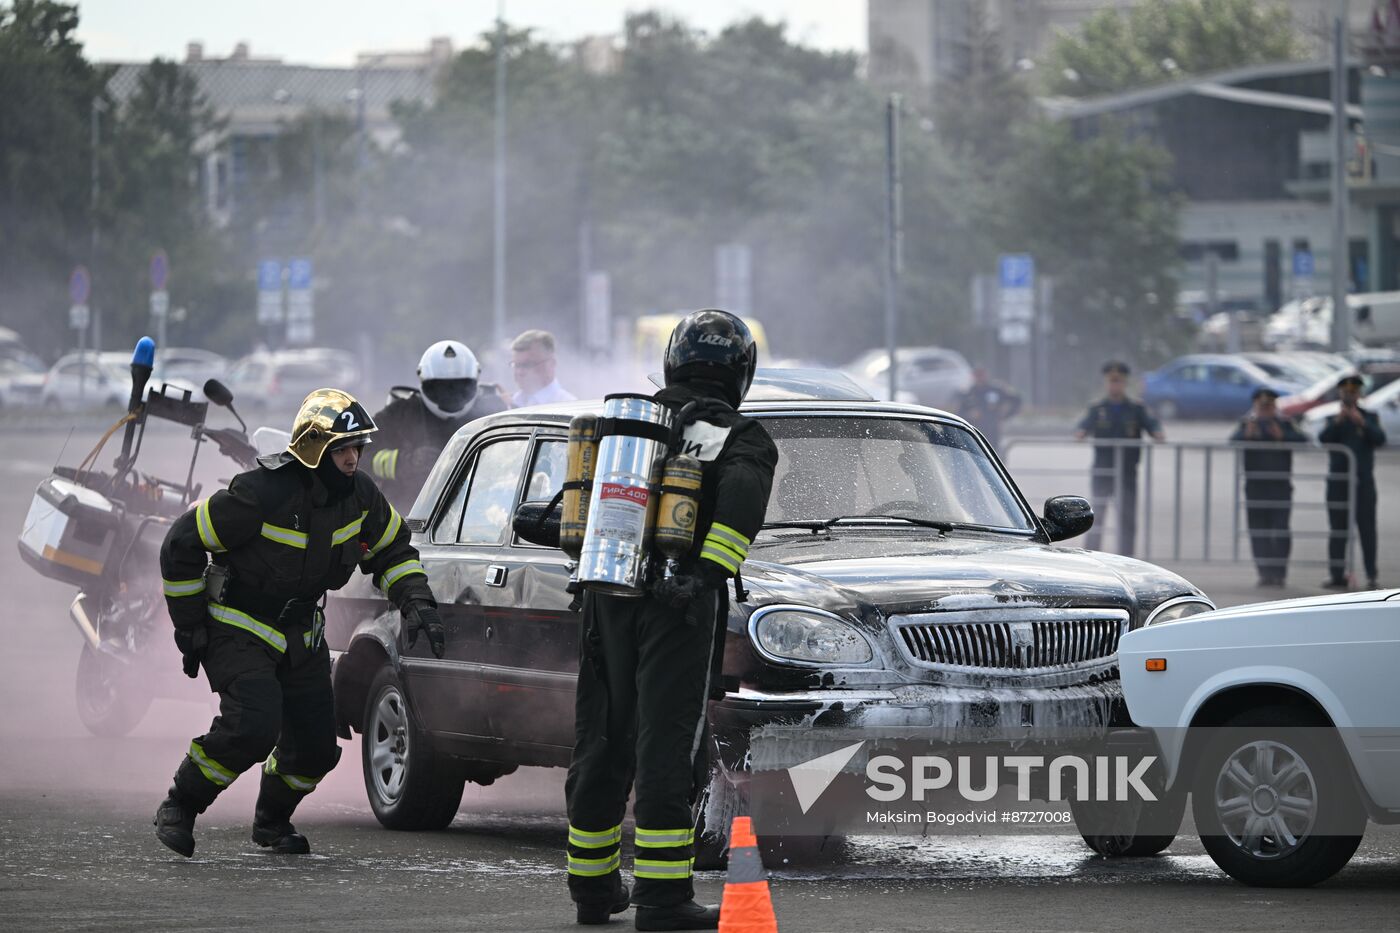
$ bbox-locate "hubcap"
[1214,740,1317,860]
[369,686,410,804]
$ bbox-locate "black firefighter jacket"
[369,388,508,509]
[654,383,779,581]
[160,453,434,655]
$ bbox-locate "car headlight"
[749,606,874,665]
[1143,595,1215,626]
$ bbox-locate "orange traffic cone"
[718,816,778,933]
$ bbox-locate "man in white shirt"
[510,329,576,406]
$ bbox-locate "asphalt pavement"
[2,418,1397,932]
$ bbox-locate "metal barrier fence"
[1001,438,1358,577]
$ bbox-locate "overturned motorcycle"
[16,338,267,736]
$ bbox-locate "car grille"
[892,608,1128,675]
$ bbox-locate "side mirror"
[204,379,234,407]
[1042,495,1093,543]
[513,499,562,549]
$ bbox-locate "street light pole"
[84,96,102,402]
[1331,4,1351,351]
[493,1,508,354]
[883,94,903,402]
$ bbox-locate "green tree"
[993,120,1183,392]
[1046,0,1306,97]
[104,59,237,348]
[0,0,107,354]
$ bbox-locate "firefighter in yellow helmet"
[153,389,444,857]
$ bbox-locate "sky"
[74,0,867,65]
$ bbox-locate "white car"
[842,346,973,408]
[1119,590,1400,886]
[1303,376,1400,439]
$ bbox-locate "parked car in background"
[226,348,361,419]
[1265,292,1400,349]
[1119,589,1400,886]
[0,355,47,410]
[39,352,131,410]
[841,346,972,408]
[154,347,228,399]
[1195,310,1267,352]
[1279,364,1400,419]
[1303,375,1400,438]
[1144,355,1302,420]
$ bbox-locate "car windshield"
[760,415,1034,532]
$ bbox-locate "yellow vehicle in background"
[631,313,769,373]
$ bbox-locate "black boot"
[153,787,198,858]
[634,901,719,931]
[576,879,631,925]
[252,770,311,854]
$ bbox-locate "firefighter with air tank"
[153,389,446,858]
[554,310,778,930]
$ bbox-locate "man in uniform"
[370,340,507,509]
[1075,361,1165,556]
[1320,373,1387,589]
[565,310,778,930]
[955,365,1022,450]
[1229,387,1307,587]
[154,389,446,857]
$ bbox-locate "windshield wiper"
[822,514,958,532]
[761,520,831,531]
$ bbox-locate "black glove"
[404,601,446,659]
[651,564,728,609]
[174,624,209,679]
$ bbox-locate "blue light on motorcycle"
[132,336,155,367]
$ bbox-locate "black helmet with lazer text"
[663,309,758,402]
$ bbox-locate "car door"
[470,431,580,752]
[1211,364,1254,417]
[402,432,530,739]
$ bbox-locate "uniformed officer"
[1319,373,1387,589]
[154,389,446,858]
[955,366,1022,450]
[370,340,507,509]
[565,311,778,930]
[1229,387,1307,587]
[1075,361,1164,556]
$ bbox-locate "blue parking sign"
[258,259,283,292]
[1292,250,1314,278]
[999,254,1034,290]
[288,258,313,291]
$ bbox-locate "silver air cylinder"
[577,394,674,596]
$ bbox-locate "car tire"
[1155,399,1179,421]
[75,643,151,737]
[1073,791,1184,857]
[361,664,465,831]
[1192,705,1364,887]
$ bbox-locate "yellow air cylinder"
[560,415,599,560]
[655,453,703,572]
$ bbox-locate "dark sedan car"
[324,371,1212,857]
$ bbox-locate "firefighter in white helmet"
[370,340,508,508]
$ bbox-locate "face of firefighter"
[329,444,362,475]
[511,344,555,394]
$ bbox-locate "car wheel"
[75,643,151,737]
[1192,705,1364,887]
[1072,791,1184,857]
[361,664,465,831]
[1155,399,1179,420]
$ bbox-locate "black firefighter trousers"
[172,619,341,819]
[565,588,719,909]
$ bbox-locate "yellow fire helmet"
[287,388,378,468]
